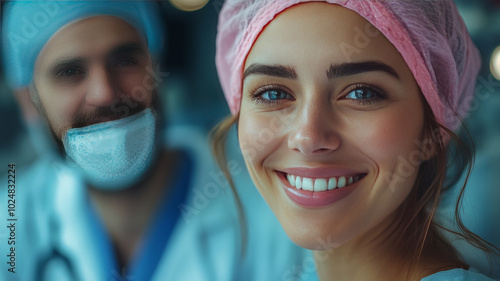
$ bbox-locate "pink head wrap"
[215,0,481,130]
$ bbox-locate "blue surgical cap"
[1,1,165,89]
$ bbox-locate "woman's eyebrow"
[243,64,298,80]
[326,61,400,80]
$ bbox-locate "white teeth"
[295,176,302,189]
[287,174,295,187]
[314,178,327,192]
[302,177,314,191]
[285,173,363,192]
[328,177,337,190]
[337,176,346,188]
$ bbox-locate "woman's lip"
[278,167,367,178]
[277,171,360,208]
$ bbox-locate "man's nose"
[85,67,118,107]
[287,96,341,156]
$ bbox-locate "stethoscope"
[35,215,79,281]
[36,247,78,281]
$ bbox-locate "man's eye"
[114,56,140,68]
[58,68,82,77]
[116,60,135,67]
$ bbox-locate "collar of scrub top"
[86,150,193,281]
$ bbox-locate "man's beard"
[29,85,161,156]
[71,103,149,129]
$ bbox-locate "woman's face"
[239,3,426,250]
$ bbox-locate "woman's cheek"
[350,107,423,189]
[238,111,286,165]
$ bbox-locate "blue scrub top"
[86,151,192,281]
[421,268,497,280]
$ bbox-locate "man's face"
[33,16,154,141]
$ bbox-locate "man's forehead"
[36,16,148,68]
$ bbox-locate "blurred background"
[0,0,500,274]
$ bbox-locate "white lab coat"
[0,125,318,281]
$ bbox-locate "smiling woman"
[212,1,499,280]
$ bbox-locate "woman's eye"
[251,88,294,106]
[343,86,386,105]
[345,88,376,100]
[250,87,294,106]
[261,89,292,101]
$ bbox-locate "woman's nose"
[287,99,341,156]
[85,67,118,107]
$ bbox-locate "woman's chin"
[282,226,347,251]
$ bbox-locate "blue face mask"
[63,108,157,190]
